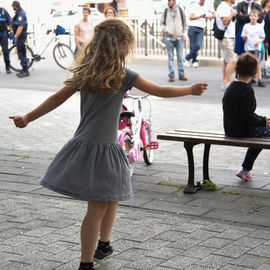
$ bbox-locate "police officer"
[11,1,29,78]
[0,6,12,74]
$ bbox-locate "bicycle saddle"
[120,111,135,118]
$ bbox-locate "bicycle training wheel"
[122,133,134,176]
[9,45,34,72]
[53,43,74,70]
[143,124,154,165]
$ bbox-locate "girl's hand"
[9,115,29,128]
[190,82,208,96]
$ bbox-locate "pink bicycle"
[118,93,158,175]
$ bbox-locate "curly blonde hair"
[65,19,135,93]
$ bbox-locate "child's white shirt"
[241,22,265,51]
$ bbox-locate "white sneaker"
[183,60,190,68]
[220,82,228,90]
[192,62,199,68]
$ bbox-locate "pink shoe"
[236,171,253,182]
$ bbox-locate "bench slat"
[165,131,270,143]
[157,132,270,149]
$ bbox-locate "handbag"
[213,19,227,40]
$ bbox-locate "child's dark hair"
[235,52,258,77]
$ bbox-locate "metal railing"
[123,18,221,59]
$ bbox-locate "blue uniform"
[0,7,11,66]
[12,7,28,70]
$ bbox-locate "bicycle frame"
[118,94,158,166]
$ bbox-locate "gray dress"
[40,69,139,201]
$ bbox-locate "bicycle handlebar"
[126,94,149,99]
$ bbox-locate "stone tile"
[232,254,269,268]
[199,237,232,249]
[233,236,267,248]
[168,238,202,250]
[214,244,251,258]
[248,229,270,240]
[196,254,233,268]
[127,257,164,269]
[220,265,253,270]
[161,255,199,269]
[142,200,211,216]
[148,246,183,260]
[256,263,270,270]
[181,245,216,259]
[247,245,270,258]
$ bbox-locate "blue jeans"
[165,37,184,78]
[185,26,204,63]
[242,126,270,170]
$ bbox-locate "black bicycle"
[8,25,74,71]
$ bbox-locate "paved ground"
[0,58,270,269]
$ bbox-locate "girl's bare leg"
[80,201,108,262]
[99,201,119,242]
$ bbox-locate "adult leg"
[192,28,204,64]
[185,26,196,61]
[0,31,11,73]
[225,61,235,84]
[165,38,175,78]
[175,38,185,78]
[16,35,29,77]
[80,201,108,262]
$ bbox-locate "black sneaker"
[18,70,29,78]
[94,242,113,262]
[258,81,266,87]
[78,266,95,270]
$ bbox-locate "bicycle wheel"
[53,43,74,70]
[122,133,134,176]
[9,45,34,72]
[143,124,154,165]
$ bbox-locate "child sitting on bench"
[222,52,270,181]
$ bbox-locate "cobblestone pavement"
[0,62,270,269]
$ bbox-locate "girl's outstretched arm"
[9,85,76,128]
[133,76,207,97]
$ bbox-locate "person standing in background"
[216,0,237,90]
[184,0,215,68]
[0,6,12,74]
[11,1,29,78]
[235,0,263,56]
[104,6,116,18]
[74,7,94,54]
[161,0,188,82]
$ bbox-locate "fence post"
[144,19,148,56]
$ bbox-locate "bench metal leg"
[203,144,211,180]
[183,142,197,194]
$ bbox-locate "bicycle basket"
[55,25,66,35]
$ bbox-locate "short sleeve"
[122,68,139,92]
[218,4,231,18]
[4,10,11,24]
[241,24,248,37]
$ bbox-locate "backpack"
[55,25,66,35]
[164,7,184,26]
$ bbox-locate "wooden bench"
[157,130,270,194]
